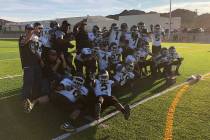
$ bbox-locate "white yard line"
[0,51,17,53]
[52,72,210,140]
[0,74,22,80]
[0,93,20,101]
[0,58,20,61]
[52,78,197,140]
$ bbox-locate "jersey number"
[101,84,108,92]
[155,34,160,41]
[115,31,119,40]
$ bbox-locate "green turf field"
[0,40,210,140]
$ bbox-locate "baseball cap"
[25,24,34,30]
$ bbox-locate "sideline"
[0,93,20,101]
[52,75,201,140]
[0,58,20,61]
[0,74,22,80]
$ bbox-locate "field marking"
[52,80,192,140]
[0,51,17,53]
[0,74,22,80]
[52,73,209,140]
[163,73,210,140]
[163,84,190,140]
[0,58,20,61]
[0,93,20,101]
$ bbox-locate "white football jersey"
[125,55,137,64]
[110,48,123,64]
[88,32,95,42]
[114,71,135,86]
[58,86,88,103]
[138,47,149,58]
[169,53,180,60]
[109,30,122,46]
[151,31,162,46]
[154,54,169,64]
[59,78,88,103]
[94,79,114,97]
[97,50,111,71]
[55,30,65,39]
[128,37,139,49]
[29,34,41,55]
[124,32,132,41]
[40,27,52,48]
[60,78,74,90]
[139,32,149,43]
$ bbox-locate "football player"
[88,25,101,46]
[109,42,123,73]
[153,48,172,78]
[95,41,111,71]
[127,25,140,53]
[108,23,121,47]
[92,70,131,120]
[54,75,89,132]
[113,62,135,87]
[137,22,146,33]
[151,24,165,55]
[74,48,97,82]
[168,46,184,75]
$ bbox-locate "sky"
[0,0,210,22]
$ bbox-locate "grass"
[0,40,210,139]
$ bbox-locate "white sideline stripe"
[0,75,22,80]
[0,51,17,53]
[52,80,193,140]
[0,93,20,101]
[0,58,20,61]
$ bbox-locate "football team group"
[19,19,183,132]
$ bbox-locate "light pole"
[169,0,172,41]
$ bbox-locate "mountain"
[194,14,210,30]
[0,19,12,25]
[106,9,145,20]
[160,9,197,27]
[106,9,210,30]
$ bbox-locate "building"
[3,16,119,32]
[119,13,181,31]
[2,14,181,32]
[56,16,119,31]
[3,20,51,32]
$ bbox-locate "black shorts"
[96,95,119,111]
[51,92,84,113]
[152,45,161,55]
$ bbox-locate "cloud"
[0,0,209,22]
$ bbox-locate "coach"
[19,23,43,110]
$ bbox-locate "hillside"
[0,19,12,25]
[106,9,210,29]
[106,9,145,20]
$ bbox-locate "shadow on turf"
[0,75,172,140]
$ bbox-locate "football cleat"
[124,104,131,120]
[60,121,76,132]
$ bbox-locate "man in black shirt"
[73,19,96,81]
[73,19,92,53]
[19,23,43,112]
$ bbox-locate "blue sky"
[0,0,210,22]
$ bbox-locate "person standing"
[73,19,96,81]
[151,24,165,55]
[19,23,43,112]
